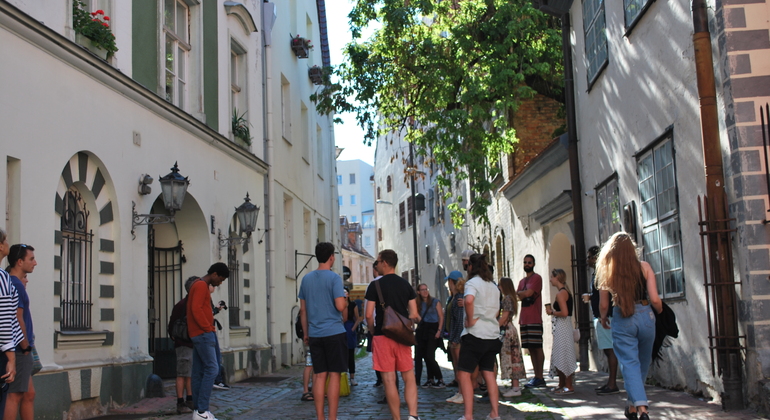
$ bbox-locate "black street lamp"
[220,193,261,248]
[132,162,190,239]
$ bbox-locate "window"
[399,201,406,231]
[428,189,435,226]
[281,76,291,141]
[164,0,190,108]
[402,271,409,282]
[450,232,456,254]
[350,173,356,184]
[624,0,652,29]
[230,43,246,118]
[337,175,342,185]
[407,196,414,227]
[637,134,683,298]
[377,187,381,199]
[60,188,93,330]
[378,228,383,241]
[362,214,374,228]
[386,176,392,192]
[338,196,342,206]
[350,195,357,205]
[351,216,357,223]
[596,176,622,243]
[364,236,371,247]
[583,0,608,84]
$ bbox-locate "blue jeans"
[611,304,655,407]
[191,332,219,412]
[213,332,225,384]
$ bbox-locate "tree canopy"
[313,0,564,225]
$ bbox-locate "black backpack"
[170,316,191,343]
[295,312,304,340]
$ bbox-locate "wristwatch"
[20,346,32,354]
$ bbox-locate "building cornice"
[502,134,569,201]
[531,190,572,226]
[0,1,269,175]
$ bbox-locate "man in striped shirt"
[0,228,24,414]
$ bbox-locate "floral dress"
[500,295,526,381]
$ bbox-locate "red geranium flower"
[96,9,104,15]
[104,16,110,21]
[102,22,109,27]
[91,12,97,16]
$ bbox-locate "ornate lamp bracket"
[131,201,176,240]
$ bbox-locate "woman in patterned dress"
[545,269,576,395]
[498,277,526,398]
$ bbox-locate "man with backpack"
[168,277,198,414]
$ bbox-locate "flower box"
[308,66,324,85]
[291,36,312,59]
[76,33,109,61]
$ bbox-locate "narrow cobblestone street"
[107,350,765,420]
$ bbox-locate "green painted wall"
[132,1,159,94]
[32,372,71,419]
[203,0,219,131]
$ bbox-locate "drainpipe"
[691,0,744,409]
[409,142,420,286]
[560,13,590,372]
[262,1,277,372]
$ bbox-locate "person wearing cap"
[168,276,198,414]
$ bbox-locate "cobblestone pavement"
[110,350,766,420]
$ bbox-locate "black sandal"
[624,406,638,420]
[301,392,314,401]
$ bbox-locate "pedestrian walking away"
[365,249,422,420]
[444,270,465,401]
[5,244,37,420]
[596,232,663,420]
[187,262,229,420]
[298,242,348,420]
[344,287,362,386]
[545,269,576,395]
[517,255,546,389]
[456,253,502,420]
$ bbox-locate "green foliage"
[312,0,563,226]
[232,109,253,146]
[72,0,118,57]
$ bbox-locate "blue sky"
[325,0,376,166]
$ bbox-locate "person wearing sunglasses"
[0,229,24,416]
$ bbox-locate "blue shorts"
[593,318,613,350]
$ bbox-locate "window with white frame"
[230,41,247,119]
[637,134,683,298]
[351,216,357,223]
[338,196,342,206]
[163,0,190,109]
[583,0,608,84]
[596,175,622,244]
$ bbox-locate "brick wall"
[511,94,565,177]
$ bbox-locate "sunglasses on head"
[13,244,28,261]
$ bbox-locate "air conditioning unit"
[532,0,574,16]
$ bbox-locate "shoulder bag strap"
[374,279,387,308]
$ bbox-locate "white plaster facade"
[0,0,338,417]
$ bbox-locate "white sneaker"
[446,392,464,403]
[192,411,219,420]
[351,378,358,386]
[502,387,522,397]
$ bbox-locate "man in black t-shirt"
[365,249,421,420]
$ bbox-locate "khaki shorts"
[8,352,32,393]
[176,346,193,377]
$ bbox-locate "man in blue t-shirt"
[298,242,347,420]
[6,244,37,420]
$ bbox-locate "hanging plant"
[232,109,252,146]
[72,0,118,57]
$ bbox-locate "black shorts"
[520,324,544,349]
[458,334,502,373]
[309,332,348,374]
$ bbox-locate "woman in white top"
[456,253,502,420]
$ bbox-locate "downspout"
[691,0,743,409]
[262,0,277,372]
[560,12,590,371]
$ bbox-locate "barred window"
[60,188,93,330]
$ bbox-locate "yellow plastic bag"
[325,372,351,397]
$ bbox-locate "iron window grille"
[60,188,93,330]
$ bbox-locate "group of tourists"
[296,230,663,420]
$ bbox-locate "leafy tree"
[313,0,563,225]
